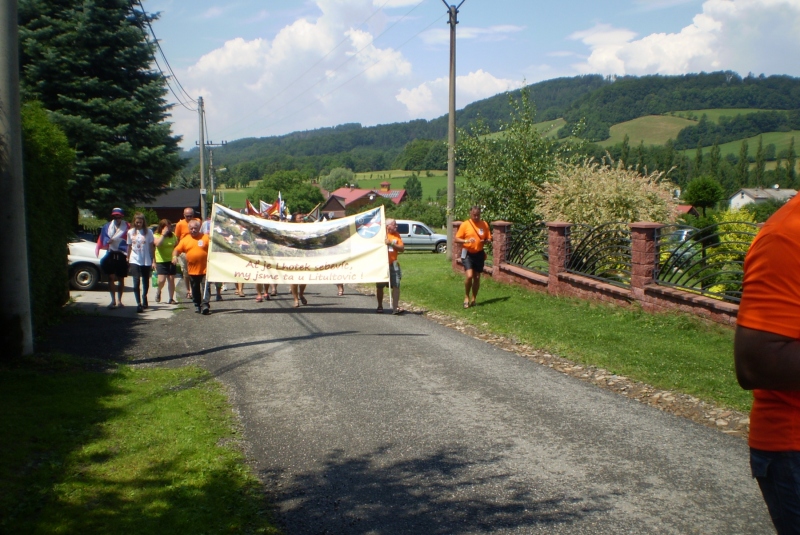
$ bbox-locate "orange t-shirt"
[456,219,492,253]
[737,193,800,451]
[387,231,403,264]
[175,218,200,242]
[173,233,209,276]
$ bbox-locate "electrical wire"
[218,0,430,139]
[127,0,197,111]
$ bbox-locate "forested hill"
[559,72,800,141]
[187,75,607,169]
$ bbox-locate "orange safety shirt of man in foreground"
[735,192,800,533]
[173,230,209,276]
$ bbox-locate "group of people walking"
[95,205,492,317]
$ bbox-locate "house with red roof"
[320,182,407,219]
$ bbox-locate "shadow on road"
[264,445,615,533]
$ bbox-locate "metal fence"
[566,223,632,288]
[504,223,549,275]
[654,222,759,303]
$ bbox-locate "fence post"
[452,220,463,273]
[629,222,663,301]
[547,222,571,295]
[491,221,511,266]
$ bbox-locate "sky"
[144,0,800,148]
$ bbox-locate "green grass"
[666,108,772,123]
[216,187,256,210]
[399,253,748,412]
[0,356,277,534]
[600,115,697,147]
[355,170,458,202]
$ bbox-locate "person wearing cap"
[97,207,130,308]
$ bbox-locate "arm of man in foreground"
[734,325,800,390]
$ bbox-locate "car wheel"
[435,241,447,254]
[70,264,99,290]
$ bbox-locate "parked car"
[394,220,447,253]
[68,236,106,290]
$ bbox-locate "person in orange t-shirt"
[455,205,492,309]
[376,218,404,314]
[175,207,201,300]
[172,219,211,315]
[735,193,800,534]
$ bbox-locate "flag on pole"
[245,199,261,216]
[260,200,271,215]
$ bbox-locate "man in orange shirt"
[175,207,200,300]
[735,193,800,534]
[455,205,492,309]
[376,218,404,314]
[172,219,211,315]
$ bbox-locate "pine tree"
[709,141,721,180]
[737,139,749,187]
[693,141,703,178]
[620,134,630,169]
[19,0,183,217]
[788,137,797,188]
[403,173,423,201]
[755,136,765,188]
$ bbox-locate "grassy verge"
[399,253,748,412]
[0,356,277,534]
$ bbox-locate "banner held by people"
[207,204,389,285]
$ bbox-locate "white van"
[394,220,447,253]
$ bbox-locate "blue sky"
[145,0,800,147]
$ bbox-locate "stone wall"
[451,220,738,326]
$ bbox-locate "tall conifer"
[18,0,183,216]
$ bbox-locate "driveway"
[60,281,771,534]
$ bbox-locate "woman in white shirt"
[127,212,156,313]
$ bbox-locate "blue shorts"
[751,448,800,534]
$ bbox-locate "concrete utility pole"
[197,96,207,220]
[205,141,226,206]
[0,0,33,356]
[443,0,465,261]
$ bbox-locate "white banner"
[206,204,389,285]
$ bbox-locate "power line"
[126,0,196,111]
[219,0,431,140]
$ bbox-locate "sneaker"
[215,295,222,301]
[143,298,148,309]
[136,305,144,313]
[195,306,201,314]
[201,308,211,315]
[155,289,161,303]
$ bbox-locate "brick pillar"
[491,221,511,266]
[452,220,463,273]
[629,222,663,300]
[547,222,571,295]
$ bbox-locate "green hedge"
[22,102,74,335]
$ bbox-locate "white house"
[728,187,797,210]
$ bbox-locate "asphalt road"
[60,281,772,534]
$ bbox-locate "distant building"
[141,188,201,222]
[728,187,797,211]
[676,204,700,218]
[321,182,408,219]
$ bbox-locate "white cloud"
[396,69,521,116]
[201,6,225,19]
[173,0,420,144]
[421,25,525,45]
[570,0,800,76]
[375,0,422,6]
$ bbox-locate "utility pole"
[205,141,226,205]
[197,96,207,220]
[443,0,465,260]
[0,0,33,356]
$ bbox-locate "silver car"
[68,236,106,290]
[394,220,447,253]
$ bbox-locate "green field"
[600,115,696,147]
[355,169,455,201]
[214,187,253,210]
[681,130,800,167]
[666,108,773,123]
